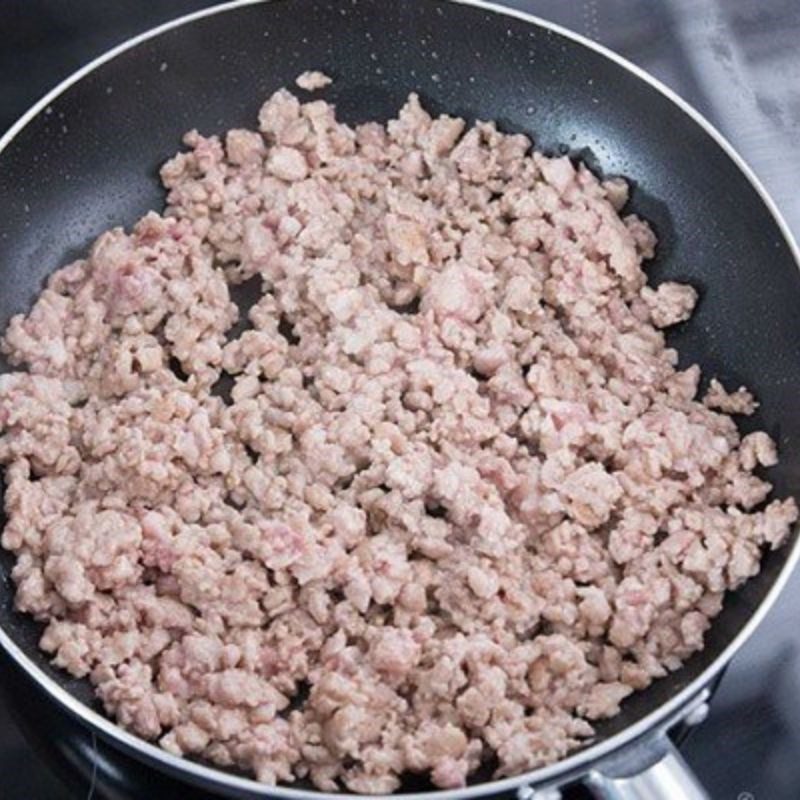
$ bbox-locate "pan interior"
[0,0,799,792]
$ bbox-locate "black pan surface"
[0,0,798,794]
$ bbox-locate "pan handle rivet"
[683,701,710,727]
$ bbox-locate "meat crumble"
[296,70,333,92]
[0,83,795,794]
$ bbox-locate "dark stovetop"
[1,2,799,799]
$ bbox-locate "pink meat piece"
[641,281,698,328]
[295,70,333,91]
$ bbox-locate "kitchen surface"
[1,1,799,798]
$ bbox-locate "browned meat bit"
[0,86,795,794]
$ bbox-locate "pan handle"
[583,734,709,800]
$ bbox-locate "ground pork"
[296,70,333,91]
[0,85,796,794]
[703,377,758,415]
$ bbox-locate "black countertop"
[1,2,799,798]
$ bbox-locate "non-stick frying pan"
[1,1,799,798]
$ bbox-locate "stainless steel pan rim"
[0,0,798,797]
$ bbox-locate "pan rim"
[0,0,798,797]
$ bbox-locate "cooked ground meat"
[0,86,796,794]
[703,377,758,415]
[296,70,333,91]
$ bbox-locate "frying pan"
[1,1,799,798]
